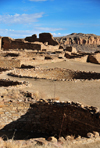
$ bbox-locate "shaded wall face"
[2,37,41,51]
[2,102,100,138]
[39,33,59,45]
[0,38,2,50]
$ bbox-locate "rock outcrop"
[54,33,100,45]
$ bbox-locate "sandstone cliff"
[54,33,100,45]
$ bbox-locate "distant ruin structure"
[1,33,59,51]
[25,33,58,45]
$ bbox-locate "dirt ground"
[1,59,100,108]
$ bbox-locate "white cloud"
[0,28,67,39]
[0,29,33,38]
[35,27,63,32]
[52,32,70,37]
[0,13,44,24]
[29,0,47,1]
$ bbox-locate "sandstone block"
[87,132,94,138]
[35,138,47,146]
[25,34,38,42]
[58,137,65,144]
[87,53,100,64]
[47,136,57,143]
[65,46,77,53]
[93,131,99,138]
[64,52,71,59]
[74,55,88,63]
[65,135,74,141]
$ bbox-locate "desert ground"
[1,60,100,108]
[0,33,100,147]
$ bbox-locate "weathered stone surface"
[2,37,14,49]
[87,133,94,138]
[0,100,100,139]
[64,52,71,59]
[47,137,57,143]
[39,33,59,45]
[88,53,100,64]
[65,135,75,141]
[54,33,100,45]
[2,35,59,51]
[0,58,21,68]
[25,33,59,46]
[2,37,42,51]
[93,131,99,138]
[25,34,38,42]
[74,55,88,63]
[58,137,65,144]
[0,137,4,147]
[35,138,47,146]
[65,46,77,53]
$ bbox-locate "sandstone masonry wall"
[2,37,42,51]
[25,33,59,46]
[1,101,100,138]
[2,36,59,51]
[0,37,2,50]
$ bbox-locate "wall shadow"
[0,102,100,140]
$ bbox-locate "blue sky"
[0,0,100,38]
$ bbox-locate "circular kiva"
[8,68,100,81]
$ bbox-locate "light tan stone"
[88,53,100,64]
[47,136,57,143]
[74,55,88,63]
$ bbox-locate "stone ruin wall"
[0,37,2,50]
[2,37,42,51]
[1,33,59,51]
[25,33,59,46]
[1,100,100,138]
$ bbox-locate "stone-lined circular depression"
[8,68,100,80]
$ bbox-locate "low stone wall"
[0,100,100,138]
[0,59,20,68]
[8,68,100,81]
